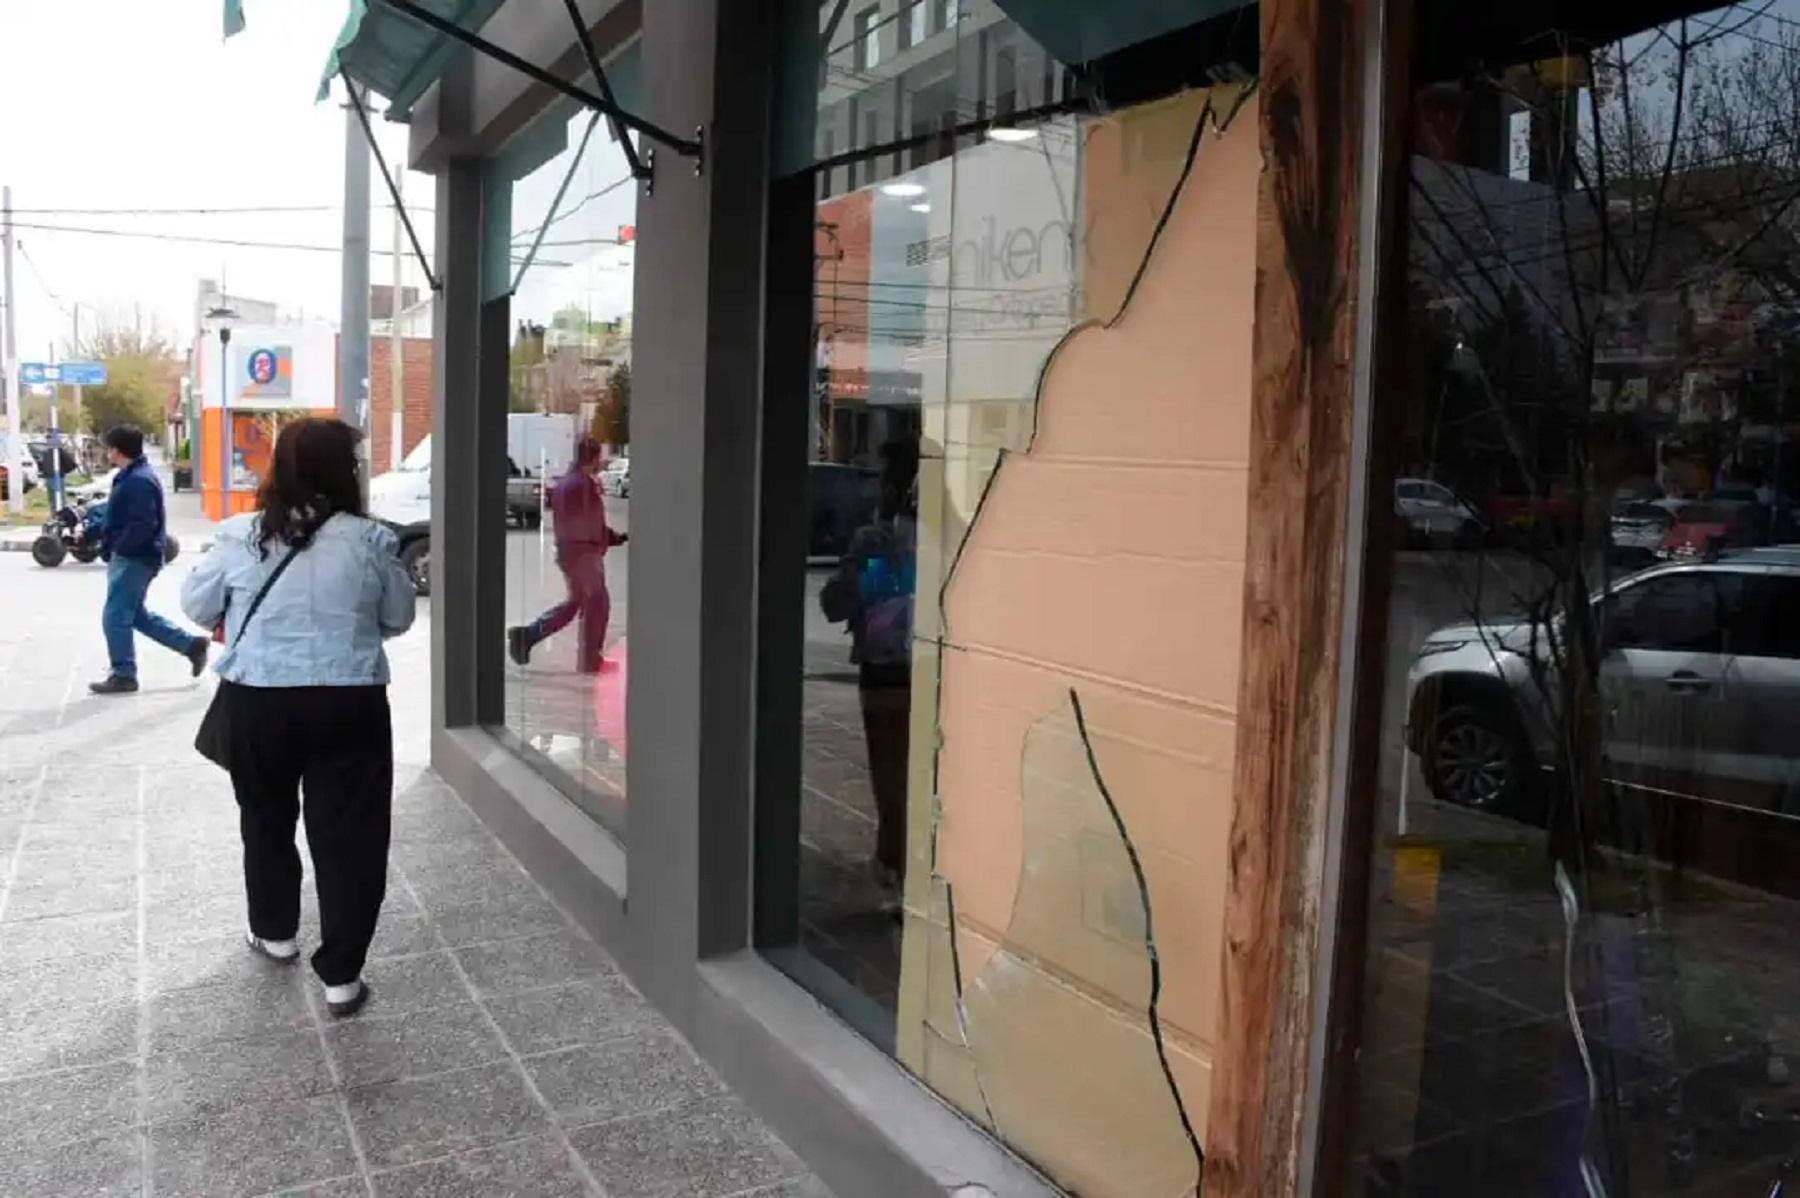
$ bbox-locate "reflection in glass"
[1349,5,1800,1194]
[488,71,637,837]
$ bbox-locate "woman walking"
[182,418,416,1017]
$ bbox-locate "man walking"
[507,437,626,673]
[90,426,208,695]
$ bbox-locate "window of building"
[901,1,927,50]
[764,2,1260,1194]
[479,57,640,841]
[854,5,881,71]
[1336,4,1800,1193]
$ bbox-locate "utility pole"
[389,170,405,472]
[1,186,22,515]
[340,82,373,500]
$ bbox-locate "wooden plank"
[1200,0,1379,1192]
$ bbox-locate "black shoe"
[326,981,371,1019]
[89,676,139,696]
[186,637,209,678]
[507,627,532,666]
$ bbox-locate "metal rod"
[372,0,703,158]
[1,186,22,515]
[512,112,603,295]
[343,72,441,293]
[557,0,646,179]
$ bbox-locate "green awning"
[224,0,508,117]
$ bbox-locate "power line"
[6,220,554,264]
[15,244,72,318]
[4,203,432,217]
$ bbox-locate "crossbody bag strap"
[229,544,304,648]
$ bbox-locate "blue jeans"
[104,557,193,679]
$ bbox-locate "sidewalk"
[0,550,829,1196]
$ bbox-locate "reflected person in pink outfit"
[507,438,627,673]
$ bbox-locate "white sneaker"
[325,980,371,1019]
[245,932,299,963]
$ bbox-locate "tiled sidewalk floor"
[0,761,832,1198]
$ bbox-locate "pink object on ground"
[591,638,627,759]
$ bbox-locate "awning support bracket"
[374,0,705,176]
[556,0,646,181]
[344,70,442,293]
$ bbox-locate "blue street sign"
[18,361,106,387]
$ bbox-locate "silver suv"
[1406,546,1800,819]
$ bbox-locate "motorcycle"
[31,498,181,569]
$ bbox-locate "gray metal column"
[430,157,486,733]
[626,0,780,1024]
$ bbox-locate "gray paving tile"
[20,817,138,851]
[390,800,491,845]
[0,910,135,968]
[405,863,543,913]
[325,1002,508,1089]
[146,890,252,945]
[423,888,568,948]
[369,1134,590,1197]
[361,951,469,1016]
[146,971,310,1052]
[10,840,138,882]
[345,1061,551,1169]
[1,875,136,922]
[0,997,140,1079]
[0,948,138,1019]
[0,1059,140,1153]
[525,1032,726,1125]
[571,1096,802,1198]
[150,1094,359,1198]
[367,912,442,961]
[262,1178,367,1198]
[0,1127,143,1196]
[484,976,659,1056]
[453,931,613,998]
[146,932,291,995]
[147,1027,335,1124]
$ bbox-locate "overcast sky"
[0,0,637,368]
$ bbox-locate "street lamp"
[205,303,239,513]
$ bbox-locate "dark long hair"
[256,418,364,556]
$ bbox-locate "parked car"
[1404,547,1800,821]
[506,457,544,529]
[1655,500,1800,560]
[601,456,630,498]
[1610,498,1686,563]
[1395,477,1484,548]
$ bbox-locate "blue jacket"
[180,511,417,687]
[101,458,167,564]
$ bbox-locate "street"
[0,497,824,1197]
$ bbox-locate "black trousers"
[220,681,394,986]
[857,659,911,879]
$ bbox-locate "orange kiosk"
[196,324,337,520]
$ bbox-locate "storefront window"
[765,2,1256,1193]
[484,52,639,838]
[1344,3,1800,1192]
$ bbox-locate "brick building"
[364,334,434,473]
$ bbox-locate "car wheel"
[1422,701,1529,814]
[30,535,66,568]
[164,534,181,565]
[524,510,542,530]
[400,538,431,597]
[1453,520,1484,551]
